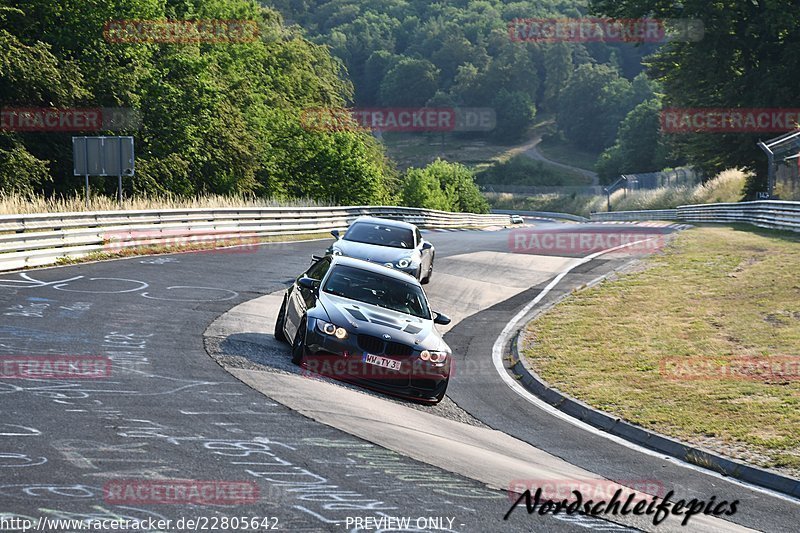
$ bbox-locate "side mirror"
[311,255,323,262]
[433,312,451,325]
[331,229,340,239]
[298,276,318,291]
[421,241,433,250]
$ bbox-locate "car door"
[285,257,331,341]
[415,228,431,271]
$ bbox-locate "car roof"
[329,255,422,284]
[348,216,418,231]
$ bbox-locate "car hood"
[318,292,448,352]
[333,239,419,264]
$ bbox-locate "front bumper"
[303,325,449,402]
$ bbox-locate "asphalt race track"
[0,221,797,532]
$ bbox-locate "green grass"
[475,154,592,188]
[484,191,605,216]
[537,135,601,172]
[381,132,517,171]
[523,225,800,476]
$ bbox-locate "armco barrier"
[589,209,678,221]
[677,201,800,231]
[0,206,510,272]
[590,200,800,232]
[491,209,588,222]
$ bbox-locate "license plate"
[363,353,402,371]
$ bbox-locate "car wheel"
[291,316,307,366]
[274,294,288,342]
[433,377,449,404]
[422,254,434,284]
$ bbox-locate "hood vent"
[371,319,403,330]
[346,308,368,321]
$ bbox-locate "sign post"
[72,136,134,207]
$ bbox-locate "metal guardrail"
[590,209,678,221]
[0,206,511,272]
[589,201,800,232]
[490,209,588,222]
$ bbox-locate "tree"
[0,0,396,202]
[555,63,654,152]
[379,58,439,107]
[590,0,800,194]
[491,89,535,143]
[403,159,488,213]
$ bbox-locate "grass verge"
[537,135,601,172]
[522,224,800,477]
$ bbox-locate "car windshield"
[343,222,414,249]
[322,265,430,319]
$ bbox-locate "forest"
[2,0,798,208]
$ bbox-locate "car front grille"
[357,334,385,354]
[357,334,412,357]
[385,341,413,357]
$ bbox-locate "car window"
[306,257,331,280]
[343,222,414,249]
[322,265,430,319]
[415,228,422,246]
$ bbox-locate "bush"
[402,159,488,213]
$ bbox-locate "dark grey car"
[274,255,452,403]
[326,216,435,283]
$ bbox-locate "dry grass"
[523,225,800,475]
[609,168,748,211]
[486,168,749,216]
[0,193,330,215]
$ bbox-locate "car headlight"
[384,262,394,268]
[419,350,448,363]
[316,319,348,339]
[396,258,412,269]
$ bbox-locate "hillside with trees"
[274,0,658,153]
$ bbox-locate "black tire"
[422,253,434,284]
[433,377,449,404]
[291,317,307,366]
[274,295,288,343]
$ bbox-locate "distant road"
[523,134,599,186]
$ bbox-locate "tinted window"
[343,222,414,249]
[322,265,430,319]
[306,257,331,280]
